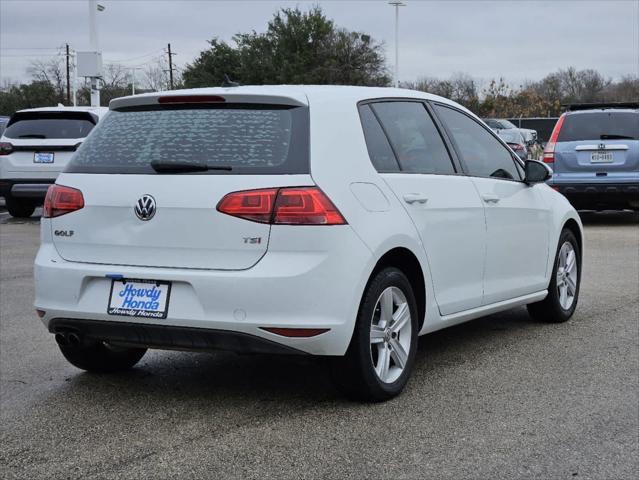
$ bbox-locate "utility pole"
[65,44,71,105]
[167,43,175,90]
[389,1,406,88]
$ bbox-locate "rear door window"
[370,101,456,175]
[358,105,400,172]
[558,111,638,141]
[3,112,96,139]
[434,104,522,180]
[66,104,309,174]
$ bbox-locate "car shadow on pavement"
[578,210,639,226]
[49,306,542,407]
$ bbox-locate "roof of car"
[109,85,468,114]
[14,106,109,117]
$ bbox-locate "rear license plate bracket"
[34,152,54,163]
[590,152,613,163]
[107,278,171,319]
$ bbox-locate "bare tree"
[143,62,166,91]
[102,63,130,90]
[28,57,66,103]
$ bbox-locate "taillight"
[217,187,346,225]
[0,142,14,155]
[543,114,566,164]
[216,188,277,223]
[508,143,524,151]
[273,187,345,225]
[43,184,84,218]
[158,95,226,104]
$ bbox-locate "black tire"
[527,228,581,323]
[58,339,146,373]
[331,267,419,402]
[5,196,36,218]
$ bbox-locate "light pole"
[88,1,105,106]
[130,67,143,95]
[389,1,406,88]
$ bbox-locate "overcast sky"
[1,0,638,87]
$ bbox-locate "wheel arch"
[562,218,583,257]
[368,247,427,332]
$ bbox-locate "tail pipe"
[55,331,82,347]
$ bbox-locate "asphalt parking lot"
[1,207,637,479]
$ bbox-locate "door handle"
[403,193,429,205]
[482,194,500,204]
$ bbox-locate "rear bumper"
[34,225,373,356]
[550,183,639,210]
[49,318,307,355]
[0,179,52,199]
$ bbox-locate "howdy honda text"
[107,280,171,319]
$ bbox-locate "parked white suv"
[34,86,583,401]
[0,106,107,217]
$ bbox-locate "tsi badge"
[134,194,156,221]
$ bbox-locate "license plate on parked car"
[107,279,171,319]
[34,152,54,163]
[590,152,613,163]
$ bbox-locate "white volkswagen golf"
[34,86,582,401]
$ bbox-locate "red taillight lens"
[508,143,524,151]
[43,184,84,218]
[273,187,345,225]
[217,187,346,225]
[0,142,14,155]
[216,188,278,223]
[543,114,566,164]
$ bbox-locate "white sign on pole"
[76,51,103,78]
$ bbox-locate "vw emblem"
[134,194,156,221]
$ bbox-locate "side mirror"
[524,160,552,184]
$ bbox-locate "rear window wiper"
[150,160,233,173]
[600,134,634,140]
[18,134,47,139]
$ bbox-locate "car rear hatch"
[553,110,639,178]
[49,92,312,271]
[1,111,97,174]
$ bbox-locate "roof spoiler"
[562,102,639,111]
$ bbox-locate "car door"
[433,103,551,305]
[359,101,486,315]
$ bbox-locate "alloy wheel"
[556,241,578,310]
[370,286,412,383]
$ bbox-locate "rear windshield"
[558,111,639,142]
[498,131,523,144]
[66,104,309,174]
[3,112,96,139]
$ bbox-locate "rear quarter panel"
[306,92,440,334]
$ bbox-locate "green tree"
[182,7,390,87]
[0,81,58,116]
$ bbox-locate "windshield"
[499,120,517,129]
[3,112,96,139]
[498,131,523,144]
[558,111,639,142]
[66,104,310,174]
